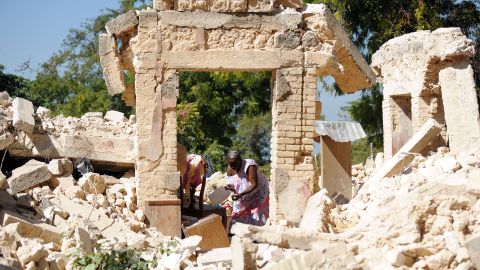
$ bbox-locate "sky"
[0,0,361,121]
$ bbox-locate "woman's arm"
[232,165,258,200]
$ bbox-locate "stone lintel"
[9,134,134,168]
[158,10,301,31]
[372,119,443,181]
[106,10,139,36]
[162,50,303,71]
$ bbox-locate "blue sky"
[0,0,360,121]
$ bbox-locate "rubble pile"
[232,147,480,269]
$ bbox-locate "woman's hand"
[225,184,235,192]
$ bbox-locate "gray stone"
[160,73,179,99]
[274,30,301,49]
[7,159,52,194]
[75,227,93,253]
[12,97,35,134]
[275,70,292,101]
[105,10,138,36]
[465,235,480,268]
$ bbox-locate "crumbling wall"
[99,2,376,223]
[372,28,478,158]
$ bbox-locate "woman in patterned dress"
[225,150,269,227]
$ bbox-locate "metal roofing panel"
[314,121,367,142]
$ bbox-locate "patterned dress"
[227,159,269,226]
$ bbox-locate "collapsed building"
[0,0,479,269]
[98,0,375,224]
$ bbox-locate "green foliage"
[344,85,383,148]
[13,0,153,117]
[71,248,155,270]
[204,140,229,172]
[351,138,383,165]
[232,113,272,166]
[177,71,272,164]
[0,64,31,99]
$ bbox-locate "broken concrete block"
[51,176,75,191]
[64,186,85,200]
[299,189,335,233]
[7,159,52,194]
[231,236,257,270]
[371,119,443,181]
[46,252,67,270]
[12,97,35,134]
[105,10,138,36]
[16,238,49,265]
[49,195,133,241]
[99,34,126,95]
[104,110,125,122]
[278,179,311,224]
[134,209,145,222]
[387,249,414,267]
[3,212,62,245]
[197,247,232,266]
[465,235,480,268]
[36,106,51,119]
[48,159,64,175]
[78,172,106,194]
[263,246,285,263]
[0,91,11,106]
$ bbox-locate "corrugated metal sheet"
[314,121,367,142]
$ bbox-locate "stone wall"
[99,2,375,222]
[372,28,478,158]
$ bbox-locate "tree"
[307,0,480,147]
[177,71,272,160]
[23,0,151,116]
[0,64,31,99]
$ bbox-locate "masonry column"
[132,10,179,210]
[270,67,312,225]
[382,96,394,159]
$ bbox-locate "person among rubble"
[225,150,269,227]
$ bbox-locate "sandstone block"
[465,235,480,268]
[299,189,334,232]
[387,249,414,267]
[64,186,85,200]
[48,159,64,175]
[99,34,126,95]
[197,247,232,266]
[12,97,35,134]
[3,213,62,245]
[105,10,138,36]
[104,110,126,122]
[0,91,11,106]
[36,106,51,119]
[78,173,106,194]
[16,239,49,265]
[7,159,52,194]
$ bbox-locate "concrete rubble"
[1,1,479,269]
